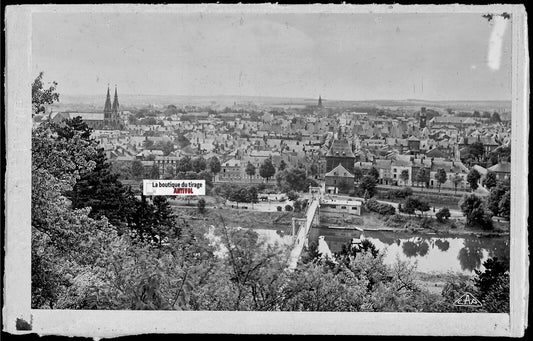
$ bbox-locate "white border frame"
[3,4,528,337]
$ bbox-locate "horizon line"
[57,93,513,104]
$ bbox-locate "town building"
[320,198,363,216]
[488,161,511,181]
[324,164,355,194]
[325,138,356,174]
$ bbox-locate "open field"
[172,205,305,232]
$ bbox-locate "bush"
[384,187,413,199]
[435,207,451,222]
[365,198,396,215]
[287,191,299,201]
[276,206,282,212]
[285,204,293,212]
[385,214,409,227]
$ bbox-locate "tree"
[278,160,287,171]
[286,191,298,201]
[176,156,192,173]
[245,161,256,181]
[369,167,380,182]
[32,72,59,115]
[399,169,409,185]
[55,116,92,140]
[415,168,430,189]
[309,163,319,177]
[191,156,207,173]
[435,168,447,192]
[209,156,221,175]
[32,119,119,308]
[259,158,276,182]
[353,167,363,184]
[460,194,492,229]
[276,168,317,192]
[337,179,352,194]
[435,208,451,222]
[490,112,501,123]
[498,191,511,219]
[359,175,376,198]
[482,171,497,190]
[401,197,417,215]
[487,180,510,216]
[467,168,481,192]
[197,198,206,213]
[474,258,509,312]
[452,173,463,194]
[293,199,303,212]
[131,160,145,179]
[416,199,431,216]
[468,142,485,161]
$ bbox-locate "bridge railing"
[287,197,319,270]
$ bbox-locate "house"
[324,163,355,194]
[218,158,243,182]
[428,159,469,190]
[391,157,413,186]
[488,161,511,181]
[325,138,356,174]
[374,159,393,185]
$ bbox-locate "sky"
[32,10,513,101]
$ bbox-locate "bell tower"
[103,84,112,121]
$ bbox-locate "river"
[250,227,509,275]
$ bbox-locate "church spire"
[318,95,323,107]
[112,84,119,113]
[104,84,112,114]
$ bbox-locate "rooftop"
[326,138,355,158]
[325,163,355,178]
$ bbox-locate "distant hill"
[53,94,511,113]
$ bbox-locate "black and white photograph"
[3,3,529,337]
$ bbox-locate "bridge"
[286,187,321,270]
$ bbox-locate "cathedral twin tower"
[103,84,123,129]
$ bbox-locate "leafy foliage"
[259,158,276,182]
[276,167,317,192]
[459,194,493,229]
[434,168,447,192]
[359,175,377,198]
[32,72,60,115]
[467,168,481,191]
[365,199,396,215]
[435,207,451,222]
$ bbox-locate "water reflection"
[402,239,430,258]
[435,239,450,252]
[245,226,509,275]
[312,227,509,274]
[457,238,484,271]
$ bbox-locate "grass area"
[173,206,306,231]
[375,192,461,209]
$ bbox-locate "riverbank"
[320,212,510,237]
[174,204,509,238]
